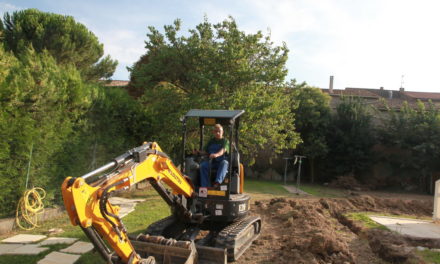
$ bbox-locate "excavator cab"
[182,109,244,195]
[180,109,258,223]
[177,110,260,259]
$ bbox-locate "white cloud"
[0,2,22,15]
[98,30,144,64]
[92,28,145,80]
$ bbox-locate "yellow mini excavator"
[61,110,261,264]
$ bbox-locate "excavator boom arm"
[61,142,194,263]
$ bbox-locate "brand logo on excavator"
[168,169,182,185]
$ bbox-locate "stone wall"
[0,207,65,235]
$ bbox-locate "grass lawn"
[300,183,346,197]
[244,179,291,195]
[416,249,440,263]
[245,178,346,198]
[344,212,388,230]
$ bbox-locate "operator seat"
[208,149,241,194]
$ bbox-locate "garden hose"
[15,187,46,230]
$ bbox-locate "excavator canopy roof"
[184,109,244,121]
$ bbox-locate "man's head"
[212,124,224,139]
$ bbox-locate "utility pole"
[295,155,306,195]
[283,157,293,185]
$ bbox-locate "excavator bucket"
[131,235,227,264]
[195,245,227,264]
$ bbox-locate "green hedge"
[0,45,146,216]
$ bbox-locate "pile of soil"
[329,175,365,191]
[238,195,433,264]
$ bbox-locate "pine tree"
[2,9,117,81]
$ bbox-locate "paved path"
[0,234,89,263]
[370,215,440,239]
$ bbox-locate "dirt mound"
[321,195,432,216]
[239,195,433,264]
[329,175,364,190]
[366,229,416,263]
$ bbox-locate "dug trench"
[237,194,435,264]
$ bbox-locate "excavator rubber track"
[145,215,176,235]
[215,215,261,261]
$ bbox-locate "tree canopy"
[129,17,299,161]
[325,96,376,180]
[379,101,440,191]
[0,19,4,39]
[289,82,331,182]
[290,83,331,159]
[0,9,148,216]
[0,44,98,214]
[2,9,117,81]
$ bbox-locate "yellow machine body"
[61,142,193,263]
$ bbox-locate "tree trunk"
[310,158,315,183]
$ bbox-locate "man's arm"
[209,139,228,159]
[209,148,225,159]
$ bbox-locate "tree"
[325,96,376,180]
[0,19,4,40]
[129,17,299,162]
[0,45,97,215]
[380,101,440,192]
[290,82,331,182]
[2,9,117,81]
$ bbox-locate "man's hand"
[193,149,208,156]
[209,153,217,159]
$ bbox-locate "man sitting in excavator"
[194,124,229,188]
[62,110,262,264]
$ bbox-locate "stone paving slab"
[2,234,47,244]
[108,197,145,218]
[119,208,135,218]
[37,251,81,264]
[60,241,94,254]
[0,243,23,255]
[39,237,78,246]
[370,216,440,239]
[2,244,49,255]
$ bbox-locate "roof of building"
[321,87,440,111]
[322,88,379,98]
[346,87,404,99]
[402,91,440,100]
[103,80,129,87]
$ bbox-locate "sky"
[1,0,440,92]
